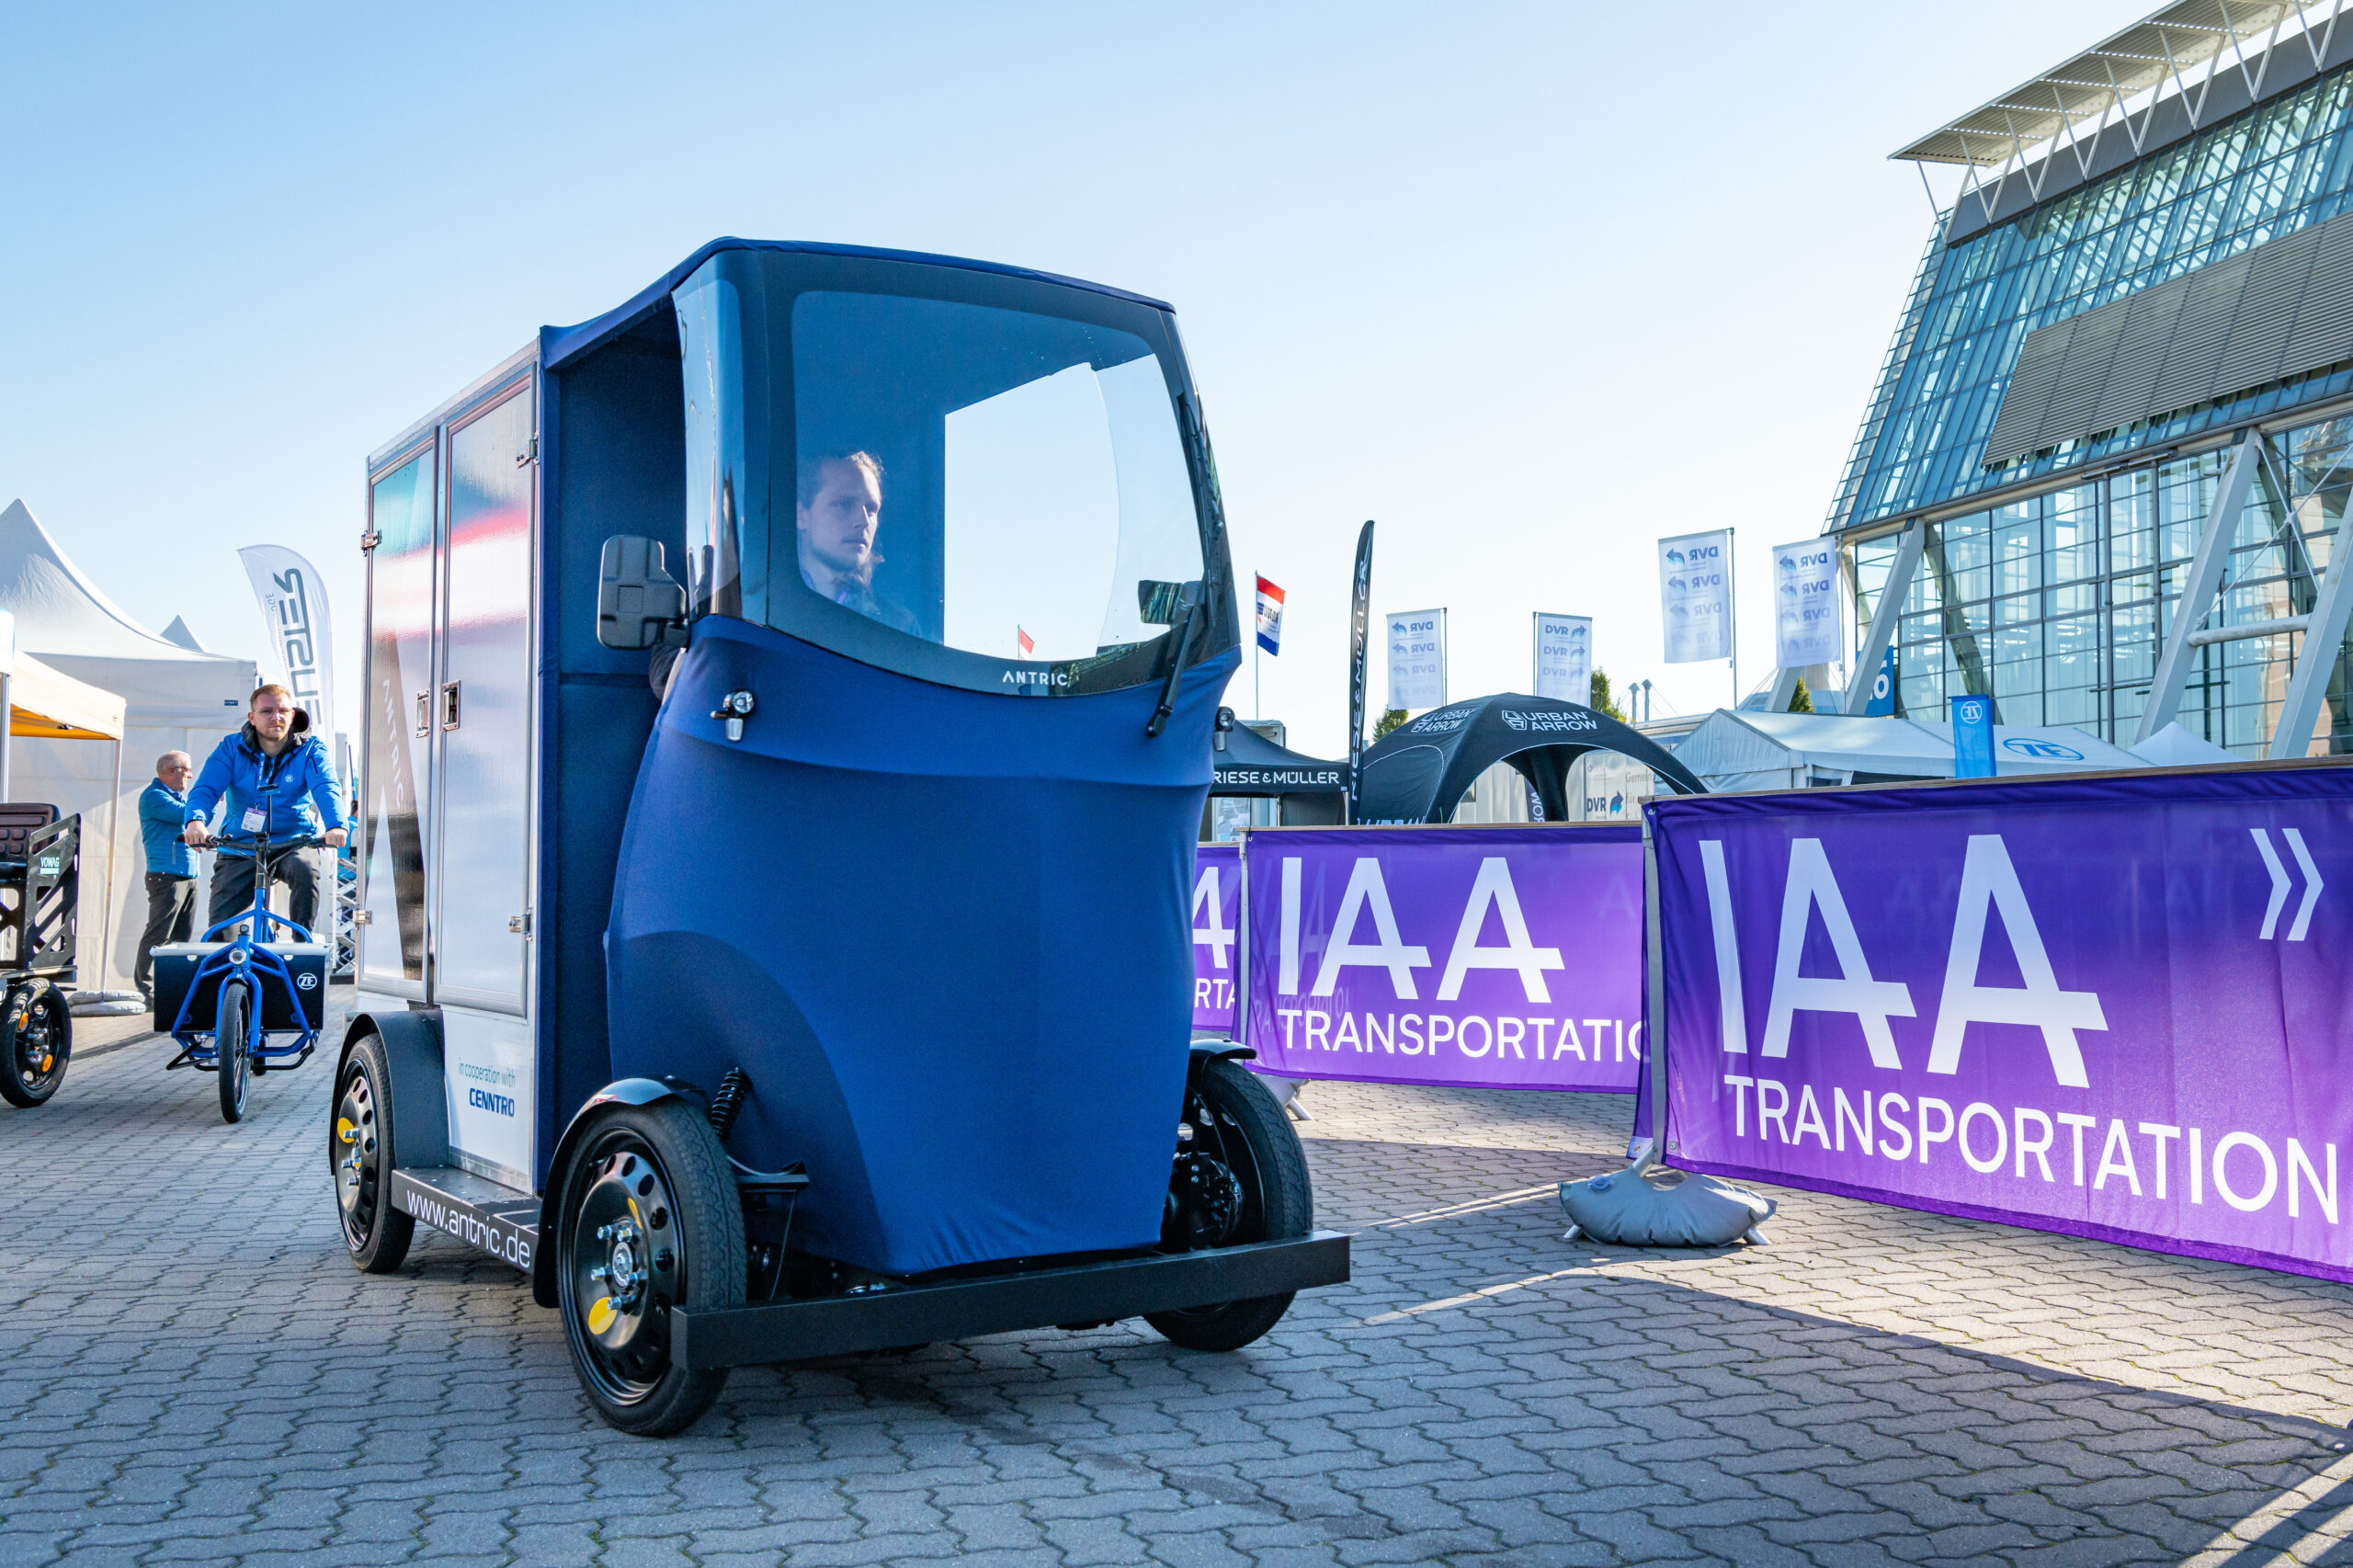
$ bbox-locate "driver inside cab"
[797,449,922,636]
[181,685,349,939]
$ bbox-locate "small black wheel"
[1147,1058,1314,1353]
[555,1099,745,1437]
[334,1033,414,1273]
[0,982,71,1108]
[216,981,251,1124]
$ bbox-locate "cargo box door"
[431,381,537,1017]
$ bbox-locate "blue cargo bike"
[152,827,331,1122]
[333,239,1347,1435]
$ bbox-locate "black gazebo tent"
[1206,721,1349,830]
[1353,694,1705,824]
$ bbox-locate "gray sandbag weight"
[1558,1165,1775,1247]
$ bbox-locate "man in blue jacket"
[134,750,197,1002]
[180,685,348,939]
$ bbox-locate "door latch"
[711,689,755,743]
[414,691,430,738]
[442,682,461,730]
[508,913,531,936]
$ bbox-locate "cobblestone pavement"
[8,1009,2353,1566]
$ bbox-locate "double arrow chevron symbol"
[2251,828,2324,941]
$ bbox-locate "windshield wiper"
[1146,582,1205,738]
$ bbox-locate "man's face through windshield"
[796,454,882,597]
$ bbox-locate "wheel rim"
[10,992,61,1096]
[334,1060,386,1247]
[1162,1084,1270,1319]
[562,1131,687,1406]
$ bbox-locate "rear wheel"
[1146,1058,1313,1352]
[0,982,70,1108]
[215,982,250,1124]
[333,1034,414,1273]
[555,1099,745,1437]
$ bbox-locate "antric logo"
[1002,668,1071,687]
[2003,737,2085,761]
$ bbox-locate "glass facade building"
[1836,28,2353,758]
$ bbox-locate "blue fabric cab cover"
[608,615,1237,1278]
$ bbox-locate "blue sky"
[0,2,2132,756]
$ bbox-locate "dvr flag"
[238,544,335,744]
[1255,575,1285,655]
[1533,613,1592,704]
[1771,539,1842,667]
[1659,529,1732,664]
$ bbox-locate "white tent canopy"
[6,647,127,742]
[1674,709,2236,793]
[0,500,257,990]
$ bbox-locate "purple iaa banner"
[1654,766,2353,1284]
[1244,825,1644,1091]
[1192,844,1241,1034]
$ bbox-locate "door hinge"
[516,437,540,467]
[352,909,372,926]
[360,529,381,553]
[508,913,531,936]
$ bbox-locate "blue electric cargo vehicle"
[335,239,1347,1436]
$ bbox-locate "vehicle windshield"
[674,250,1215,692]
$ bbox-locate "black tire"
[216,982,251,1124]
[0,982,70,1108]
[1147,1058,1313,1352]
[554,1099,745,1437]
[333,1034,414,1273]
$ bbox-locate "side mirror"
[597,536,688,651]
[1137,578,1202,626]
[1213,706,1234,752]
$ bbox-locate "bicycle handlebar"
[197,835,327,857]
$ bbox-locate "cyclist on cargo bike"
[153,684,344,1121]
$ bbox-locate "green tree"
[1789,676,1815,713]
[1587,670,1631,723]
[1371,708,1409,742]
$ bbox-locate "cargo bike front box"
[336,239,1347,1435]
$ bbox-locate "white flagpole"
[1728,528,1740,710]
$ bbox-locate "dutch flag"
[1255,575,1284,655]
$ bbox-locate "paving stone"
[15,1033,2353,1565]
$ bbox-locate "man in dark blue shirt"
[135,751,197,1002]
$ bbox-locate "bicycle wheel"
[216,981,251,1124]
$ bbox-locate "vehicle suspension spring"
[708,1068,752,1142]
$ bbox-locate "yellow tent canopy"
[10,652,125,741]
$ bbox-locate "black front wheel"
[0,982,70,1108]
[215,982,251,1124]
[555,1099,745,1437]
[1146,1058,1314,1353]
[334,1033,414,1272]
